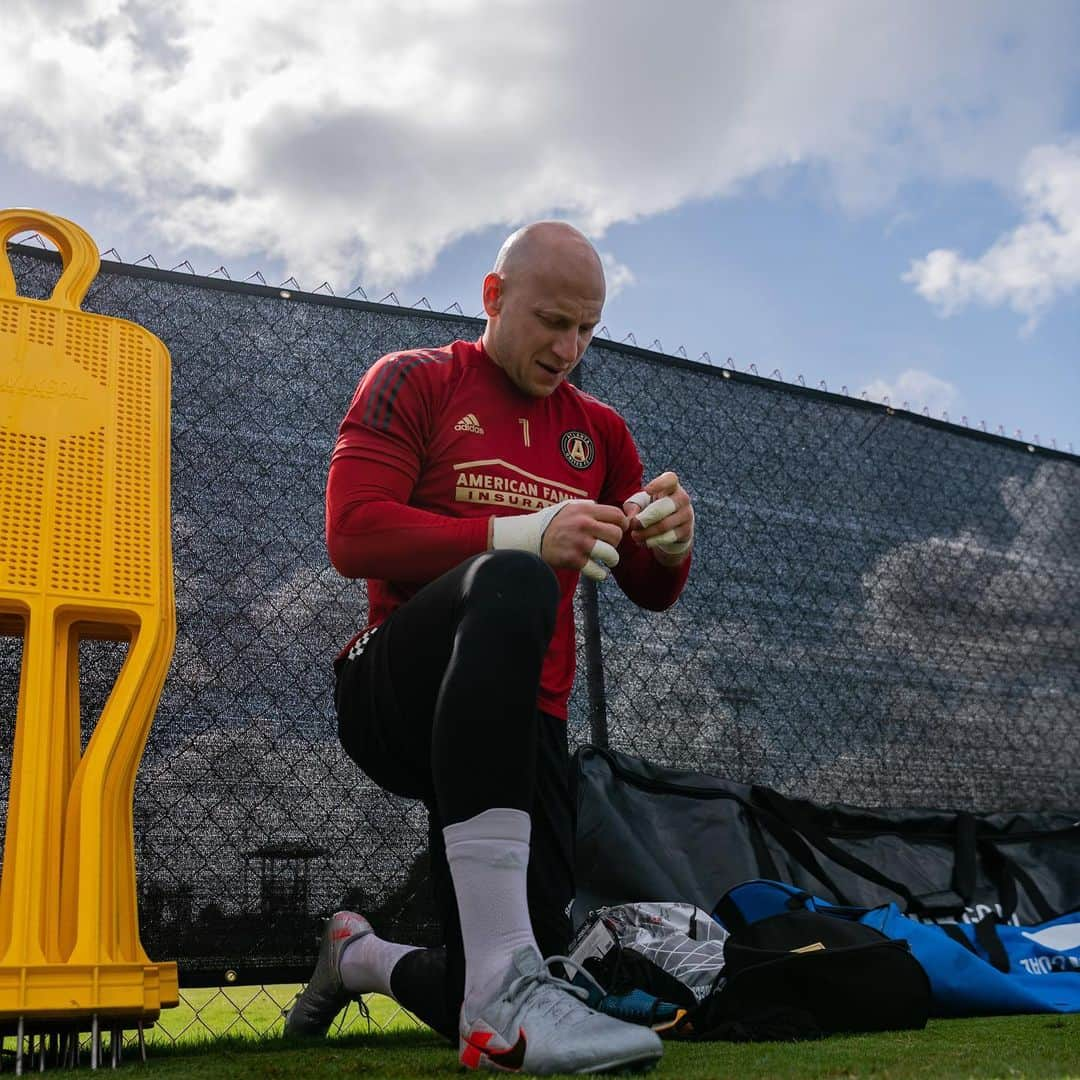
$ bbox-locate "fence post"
[570,360,609,747]
[580,578,609,747]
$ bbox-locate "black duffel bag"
[573,746,1080,928]
[688,920,930,1041]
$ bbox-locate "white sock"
[444,807,539,1008]
[339,933,419,999]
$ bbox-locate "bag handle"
[745,796,856,905]
[978,839,1057,922]
[751,786,967,918]
[939,918,1010,972]
[0,208,100,311]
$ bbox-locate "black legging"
[334,551,575,1038]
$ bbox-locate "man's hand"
[541,500,627,581]
[623,472,694,566]
[491,499,627,581]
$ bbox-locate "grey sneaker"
[459,948,663,1074]
[284,910,373,1037]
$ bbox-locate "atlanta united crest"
[560,429,595,470]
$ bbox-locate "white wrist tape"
[629,492,694,556]
[491,501,567,556]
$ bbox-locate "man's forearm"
[327,499,489,580]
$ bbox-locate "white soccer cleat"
[284,910,373,1037]
[459,947,663,1074]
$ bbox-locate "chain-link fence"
[579,349,1079,811]
[1,243,1077,1042]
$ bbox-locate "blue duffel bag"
[715,879,1080,1016]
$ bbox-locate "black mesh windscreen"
[578,351,1079,811]
[0,245,1076,985]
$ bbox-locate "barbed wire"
[7,232,1069,450]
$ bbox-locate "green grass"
[146,986,419,1044]
[8,992,1079,1077]
[140,1007,1080,1078]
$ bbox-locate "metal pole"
[568,358,609,748]
[579,577,609,747]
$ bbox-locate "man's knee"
[460,550,559,626]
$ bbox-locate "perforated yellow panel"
[0,209,177,1021]
[0,300,17,336]
[52,430,106,594]
[0,431,47,589]
[112,326,154,601]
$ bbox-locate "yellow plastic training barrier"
[0,209,178,1023]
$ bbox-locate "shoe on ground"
[459,947,663,1074]
[284,910,373,1037]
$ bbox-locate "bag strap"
[953,813,977,902]
[940,924,974,952]
[979,840,1056,923]
[972,839,1018,920]
[744,798,857,905]
[746,810,782,882]
[971,915,1011,973]
[939,919,1010,973]
[750,787,960,918]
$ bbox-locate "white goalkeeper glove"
[627,491,694,557]
[491,500,620,582]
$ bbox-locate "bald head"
[493,221,605,290]
[481,221,606,397]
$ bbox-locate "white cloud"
[0,1,1076,285]
[599,252,635,299]
[861,369,959,416]
[905,140,1080,325]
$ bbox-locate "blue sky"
[1,1,1078,449]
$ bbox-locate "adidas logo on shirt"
[454,413,484,434]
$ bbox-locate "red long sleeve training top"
[326,338,690,720]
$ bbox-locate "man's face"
[484,247,605,398]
